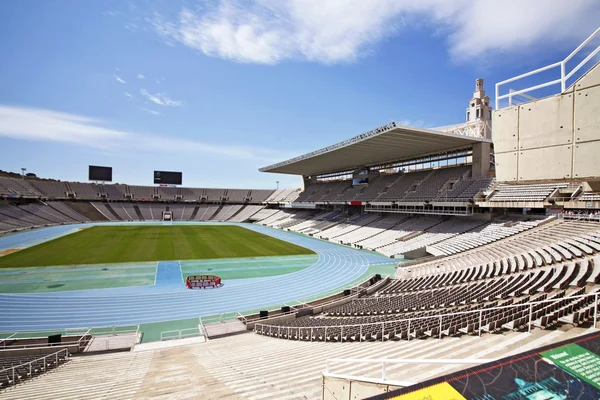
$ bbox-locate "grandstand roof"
[260,121,491,176]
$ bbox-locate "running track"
[0,222,395,331]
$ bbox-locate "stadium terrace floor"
[0,222,397,332]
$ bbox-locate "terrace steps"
[1,326,592,400]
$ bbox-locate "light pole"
[276,181,279,190]
[21,168,26,180]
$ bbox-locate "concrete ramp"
[204,319,247,338]
[84,333,138,352]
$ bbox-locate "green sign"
[541,344,600,390]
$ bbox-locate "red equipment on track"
[185,275,223,289]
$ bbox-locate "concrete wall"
[493,62,600,183]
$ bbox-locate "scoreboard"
[154,171,182,185]
[89,166,112,182]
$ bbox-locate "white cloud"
[113,74,126,84]
[141,107,161,115]
[398,119,427,128]
[0,105,285,161]
[124,92,133,99]
[0,106,129,149]
[136,73,145,79]
[140,89,182,107]
[151,0,600,64]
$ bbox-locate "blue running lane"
[0,222,393,331]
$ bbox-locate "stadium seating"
[265,188,300,203]
[318,213,381,240]
[402,166,470,202]
[2,325,589,400]
[0,352,69,389]
[128,186,154,200]
[250,189,278,203]
[100,184,127,199]
[489,183,568,202]
[29,181,68,198]
[375,217,485,257]
[426,219,543,256]
[0,200,275,233]
[225,189,249,203]
[68,182,99,199]
[0,178,41,197]
[279,166,494,205]
[157,186,178,199]
[353,174,400,201]
[253,219,600,342]
[210,204,243,221]
[438,176,494,201]
[90,202,120,221]
[205,188,226,202]
[579,192,600,201]
[248,208,281,221]
[228,205,264,222]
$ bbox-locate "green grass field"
[0,225,314,268]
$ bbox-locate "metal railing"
[160,327,202,341]
[496,27,600,109]
[243,274,386,324]
[0,348,69,387]
[255,291,599,342]
[323,357,496,387]
[0,324,139,350]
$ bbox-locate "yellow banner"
[389,382,466,400]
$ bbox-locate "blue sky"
[0,1,599,189]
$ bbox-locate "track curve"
[0,222,392,331]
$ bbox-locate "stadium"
[1,13,600,400]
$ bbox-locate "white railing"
[496,27,600,109]
[365,205,473,216]
[559,213,600,222]
[323,357,496,387]
[0,324,139,350]
[0,348,69,387]
[255,291,599,342]
[160,327,202,341]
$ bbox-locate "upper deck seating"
[128,186,154,200]
[249,190,274,203]
[69,182,99,199]
[490,183,567,202]
[402,166,470,202]
[579,192,600,201]
[101,184,127,199]
[0,178,41,197]
[29,181,68,198]
[376,170,432,201]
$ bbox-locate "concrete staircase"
[1,326,594,400]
